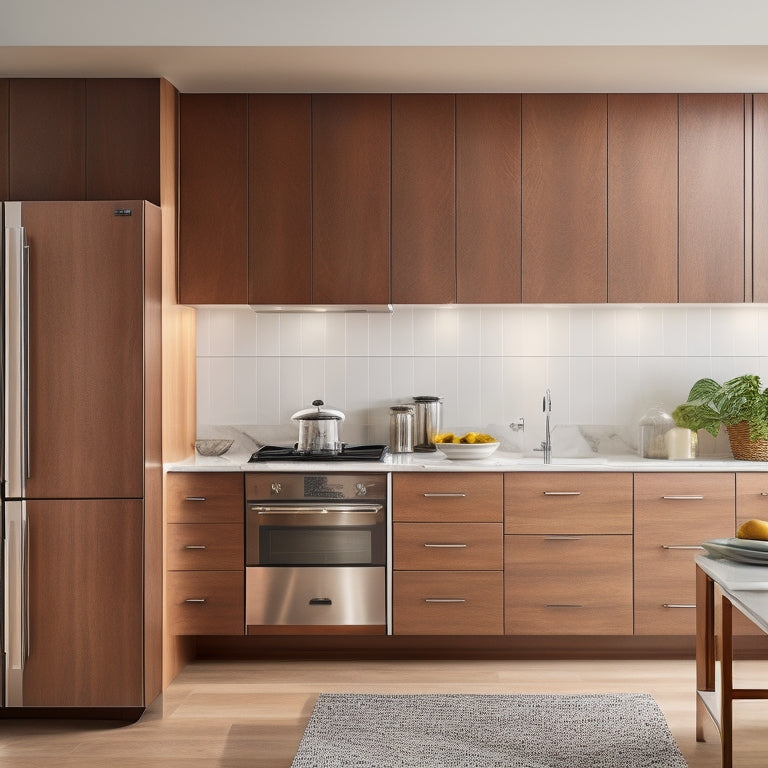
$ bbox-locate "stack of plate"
[701,537,768,565]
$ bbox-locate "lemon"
[433,432,454,444]
[736,519,768,541]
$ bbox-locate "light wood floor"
[1,658,767,766]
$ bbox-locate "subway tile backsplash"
[196,305,768,454]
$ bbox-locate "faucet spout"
[541,389,552,464]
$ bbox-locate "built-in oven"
[245,473,389,634]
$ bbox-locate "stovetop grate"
[249,444,388,462]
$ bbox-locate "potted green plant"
[672,374,768,460]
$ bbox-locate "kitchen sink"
[511,457,609,466]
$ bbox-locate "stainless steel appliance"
[245,473,389,634]
[249,444,388,462]
[413,395,442,451]
[291,399,345,455]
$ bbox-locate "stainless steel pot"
[291,399,345,454]
[413,395,442,451]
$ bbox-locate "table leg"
[696,565,715,742]
[720,595,734,768]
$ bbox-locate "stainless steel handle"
[251,504,382,515]
[546,604,583,608]
[184,544,207,550]
[184,598,207,604]
[663,604,696,609]
[21,237,30,481]
[661,545,705,550]
[543,491,581,496]
[423,493,467,498]
[424,598,466,603]
[4,501,27,706]
[662,495,704,500]
[185,496,207,502]
[424,543,468,548]
[761,492,768,497]
[544,536,582,541]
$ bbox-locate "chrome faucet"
[534,389,552,464]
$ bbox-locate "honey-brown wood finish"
[521,94,607,303]
[166,472,244,523]
[23,500,144,707]
[505,534,633,635]
[679,94,746,302]
[456,94,522,303]
[167,523,244,570]
[167,571,245,635]
[393,523,503,570]
[753,94,768,302]
[736,472,768,526]
[0,79,8,200]
[607,94,678,302]
[312,94,391,304]
[248,94,312,305]
[391,94,456,304]
[9,78,86,200]
[85,78,161,204]
[504,472,633,534]
[179,93,248,304]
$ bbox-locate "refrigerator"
[1,201,162,710]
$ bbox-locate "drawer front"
[166,472,244,523]
[504,535,633,635]
[167,523,244,570]
[393,571,503,635]
[393,523,503,570]
[393,473,503,522]
[167,571,244,635]
[736,472,768,526]
[504,473,633,534]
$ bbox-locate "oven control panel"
[246,473,387,502]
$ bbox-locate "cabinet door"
[0,79,8,200]
[736,472,768,527]
[391,94,455,304]
[753,94,768,302]
[179,93,248,304]
[679,94,746,302]
[248,94,312,305]
[86,78,160,204]
[312,94,391,304]
[522,94,607,303]
[23,500,144,707]
[166,472,244,523]
[608,94,678,302]
[456,94,522,303]
[9,78,86,200]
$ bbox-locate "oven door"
[245,503,386,566]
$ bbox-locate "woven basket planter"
[726,421,768,461]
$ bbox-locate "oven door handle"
[249,504,383,515]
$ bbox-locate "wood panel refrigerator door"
[0,79,8,200]
[21,201,144,499]
[22,500,144,707]
[753,94,768,302]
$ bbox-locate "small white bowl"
[436,441,500,460]
[195,438,234,457]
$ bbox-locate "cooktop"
[249,444,389,462]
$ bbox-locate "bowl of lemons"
[434,431,500,460]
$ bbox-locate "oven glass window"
[260,527,377,566]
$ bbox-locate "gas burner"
[249,444,388,462]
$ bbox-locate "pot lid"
[291,399,345,422]
[413,395,442,402]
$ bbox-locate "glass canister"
[638,406,675,459]
[413,395,442,451]
[389,405,414,453]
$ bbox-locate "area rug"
[290,692,688,768]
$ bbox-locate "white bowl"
[436,441,500,460]
[195,438,234,456]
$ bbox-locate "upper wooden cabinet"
[0,79,8,200]
[679,94,746,303]
[312,94,391,304]
[391,94,456,304]
[456,94,522,303]
[753,94,768,302]
[608,94,678,303]
[522,94,607,303]
[179,93,249,304]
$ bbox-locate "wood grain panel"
[23,500,144,707]
[312,94,391,304]
[9,78,86,200]
[393,472,503,522]
[167,523,244,570]
[504,472,633,534]
[504,534,633,635]
[679,94,745,302]
[248,94,312,305]
[166,472,244,522]
[0,79,8,200]
[521,94,607,303]
[736,472,768,527]
[167,571,245,635]
[393,571,503,635]
[456,94,522,303]
[86,78,160,204]
[393,523,503,570]
[391,94,456,303]
[753,94,768,302]
[179,93,248,304]
[608,93,678,302]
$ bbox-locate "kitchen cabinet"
[679,94,746,303]
[521,94,607,303]
[391,94,455,304]
[312,94,391,304]
[607,94,678,302]
[634,473,735,635]
[392,473,504,635]
[0,79,8,200]
[736,472,768,526]
[753,94,768,302]
[504,473,633,635]
[178,93,249,304]
[456,94,522,303]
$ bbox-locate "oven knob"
[271,482,282,495]
[355,482,368,496]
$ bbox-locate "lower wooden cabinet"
[167,571,244,635]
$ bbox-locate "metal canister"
[413,395,442,451]
[389,405,414,453]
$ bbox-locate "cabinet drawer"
[393,473,503,522]
[504,535,633,635]
[166,472,244,523]
[167,571,244,635]
[736,472,768,526]
[393,571,503,635]
[393,523,502,570]
[504,473,632,534]
[167,523,243,570]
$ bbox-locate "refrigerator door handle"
[4,501,27,706]
[21,237,30,481]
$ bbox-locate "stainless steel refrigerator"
[1,200,162,710]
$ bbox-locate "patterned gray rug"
[290,693,688,768]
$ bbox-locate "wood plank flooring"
[0,658,766,766]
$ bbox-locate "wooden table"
[696,554,768,767]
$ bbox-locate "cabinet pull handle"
[423,493,467,498]
[546,604,583,608]
[543,491,581,496]
[185,496,207,502]
[663,604,696,609]
[184,598,207,603]
[661,495,704,500]
[424,598,466,603]
[761,492,768,497]
[424,543,468,548]
[184,544,207,550]
[661,544,705,550]
[544,536,581,541]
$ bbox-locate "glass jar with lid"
[638,406,675,459]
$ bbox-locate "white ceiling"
[2,1,768,93]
